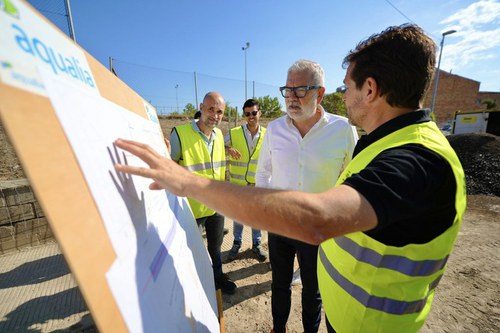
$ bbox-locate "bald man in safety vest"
[169,91,237,295]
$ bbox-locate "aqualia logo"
[0,0,20,18]
[11,23,96,89]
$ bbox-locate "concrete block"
[0,236,16,254]
[0,207,10,225]
[15,220,33,248]
[34,201,45,218]
[16,233,32,248]
[0,204,35,224]
[2,186,35,206]
[0,225,16,253]
[0,225,15,238]
[0,193,6,208]
[31,218,51,244]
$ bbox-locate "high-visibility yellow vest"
[317,121,466,333]
[175,123,226,219]
[228,126,266,186]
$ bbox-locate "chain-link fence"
[112,58,286,116]
[26,0,73,38]
[25,1,286,116]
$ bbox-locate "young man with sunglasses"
[255,59,358,333]
[224,99,268,262]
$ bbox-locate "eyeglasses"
[336,85,347,93]
[279,85,322,98]
[244,111,259,117]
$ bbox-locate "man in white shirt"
[256,59,358,333]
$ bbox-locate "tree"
[182,103,197,117]
[322,92,346,117]
[481,99,498,110]
[225,102,238,118]
[256,95,283,118]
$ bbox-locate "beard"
[201,116,220,129]
[286,93,318,122]
[345,95,364,127]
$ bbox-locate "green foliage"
[182,103,197,117]
[481,99,498,110]
[322,92,346,117]
[256,95,283,118]
[225,102,238,118]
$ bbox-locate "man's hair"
[243,98,260,110]
[342,24,436,109]
[288,59,325,86]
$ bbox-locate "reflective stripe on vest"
[333,236,449,277]
[317,121,466,333]
[175,123,226,219]
[318,246,443,315]
[184,160,227,173]
[228,126,266,186]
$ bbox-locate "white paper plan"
[40,68,219,333]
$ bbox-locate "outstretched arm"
[113,139,377,244]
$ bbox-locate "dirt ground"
[1,117,499,332]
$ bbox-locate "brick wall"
[478,92,500,108]
[0,179,53,254]
[422,69,481,126]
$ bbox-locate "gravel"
[447,133,500,197]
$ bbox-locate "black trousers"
[268,233,322,333]
[196,213,224,278]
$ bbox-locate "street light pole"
[430,29,457,113]
[175,84,179,113]
[63,0,76,42]
[242,42,250,101]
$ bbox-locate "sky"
[31,0,500,114]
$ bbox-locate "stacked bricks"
[0,179,53,254]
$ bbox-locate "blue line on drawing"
[149,198,179,281]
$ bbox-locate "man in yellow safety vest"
[225,98,268,262]
[169,91,237,295]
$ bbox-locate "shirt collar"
[244,123,261,134]
[191,119,217,140]
[353,109,432,157]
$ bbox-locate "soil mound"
[447,133,500,197]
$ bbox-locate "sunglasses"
[244,111,259,117]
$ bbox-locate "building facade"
[422,69,481,126]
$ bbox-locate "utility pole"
[175,84,179,113]
[242,42,250,101]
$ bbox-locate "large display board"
[0,1,219,332]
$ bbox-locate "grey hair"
[288,59,325,86]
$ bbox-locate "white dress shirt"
[255,107,358,193]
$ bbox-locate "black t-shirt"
[342,110,457,247]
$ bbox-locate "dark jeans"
[196,213,224,279]
[268,233,322,333]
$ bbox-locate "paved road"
[0,241,93,333]
[0,218,260,333]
